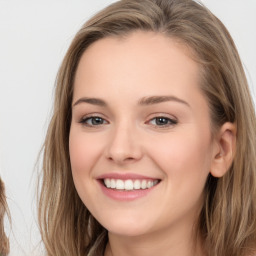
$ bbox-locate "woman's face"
[69,32,217,237]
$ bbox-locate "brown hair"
[0,178,9,256]
[38,0,256,255]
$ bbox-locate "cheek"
[69,127,104,177]
[69,127,107,210]
[146,129,212,220]
[147,127,212,184]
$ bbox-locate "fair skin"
[69,31,236,256]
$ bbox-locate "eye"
[79,116,108,127]
[148,116,177,127]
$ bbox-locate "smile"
[97,173,161,200]
[103,178,159,191]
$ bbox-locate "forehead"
[73,31,203,106]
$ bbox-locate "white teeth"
[134,180,141,190]
[110,179,115,188]
[105,178,111,188]
[141,180,147,189]
[116,179,124,190]
[147,181,153,188]
[124,180,133,190]
[103,178,159,190]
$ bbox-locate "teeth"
[110,179,115,189]
[141,180,147,189]
[103,178,159,191]
[105,179,111,188]
[147,181,153,188]
[116,179,124,190]
[124,180,133,190]
[134,180,140,190]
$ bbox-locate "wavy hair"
[0,178,10,256]
[38,0,256,255]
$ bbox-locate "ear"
[210,122,236,178]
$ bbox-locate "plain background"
[0,1,255,255]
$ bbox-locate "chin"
[100,216,152,237]
[107,226,149,237]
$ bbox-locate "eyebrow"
[73,97,107,107]
[72,95,190,108]
[138,95,190,107]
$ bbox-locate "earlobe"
[210,122,236,178]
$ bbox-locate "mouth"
[96,173,161,200]
[102,178,160,191]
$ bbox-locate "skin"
[69,31,236,256]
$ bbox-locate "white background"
[0,1,255,255]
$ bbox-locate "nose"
[105,122,143,165]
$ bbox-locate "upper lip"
[96,172,160,180]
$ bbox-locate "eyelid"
[78,112,108,120]
[146,112,178,121]
[78,113,109,127]
[145,113,178,128]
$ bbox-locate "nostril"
[126,157,136,161]
[107,154,138,164]
[105,133,143,163]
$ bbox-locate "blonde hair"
[0,178,9,256]
[38,0,256,255]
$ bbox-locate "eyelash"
[147,116,178,128]
[79,115,178,128]
[79,115,108,127]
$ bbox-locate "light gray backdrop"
[0,1,255,255]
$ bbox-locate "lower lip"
[98,181,159,201]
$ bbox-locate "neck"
[104,221,205,256]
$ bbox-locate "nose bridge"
[105,118,142,164]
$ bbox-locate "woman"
[0,178,9,256]
[38,0,256,255]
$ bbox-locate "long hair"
[38,0,256,255]
[0,178,10,256]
